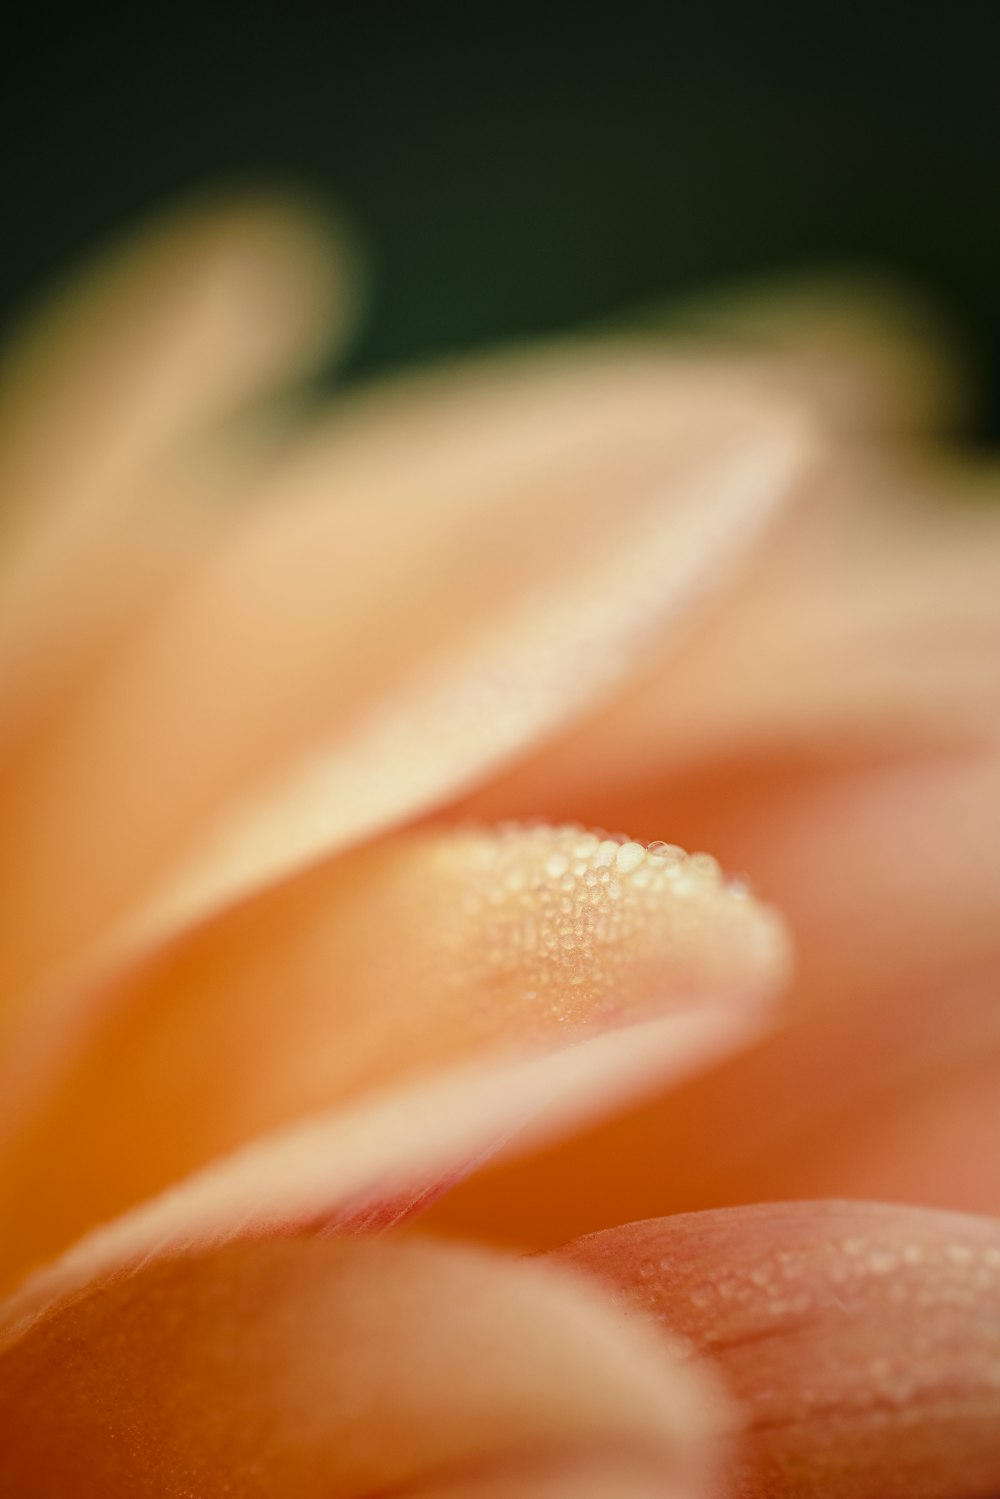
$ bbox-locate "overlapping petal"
[0,822,786,1300]
[0,197,343,734]
[555,1201,1000,1498]
[0,1235,727,1497]
[431,741,1000,1241]
[0,327,810,1013]
[426,312,1000,1244]
[1,204,997,1499]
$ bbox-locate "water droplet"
[616,841,646,873]
[647,841,684,865]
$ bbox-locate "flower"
[0,199,997,1497]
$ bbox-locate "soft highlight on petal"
[431,741,1000,1242]
[0,1011,768,1344]
[460,463,1000,840]
[0,823,788,1289]
[0,343,810,1009]
[402,1442,701,1499]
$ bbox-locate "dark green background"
[6,2,1000,430]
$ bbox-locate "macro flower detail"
[0,200,998,1496]
[557,1200,1000,1497]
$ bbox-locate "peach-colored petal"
[603,748,1000,1217]
[0,1235,727,1497]
[555,1200,1000,1499]
[427,745,1000,1245]
[460,460,1000,839]
[445,278,996,850]
[0,1011,769,1343]
[424,405,1000,1244]
[648,271,971,439]
[753,1020,1000,1213]
[0,341,811,1006]
[0,822,787,1291]
[399,1443,699,1498]
[0,197,343,737]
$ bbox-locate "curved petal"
[554,1200,1000,1499]
[0,1013,770,1342]
[0,822,788,1290]
[425,389,1000,1247]
[0,196,344,736]
[0,1235,727,1497]
[417,329,1000,1247]
[0,339,811,1005]
[398,1445,701,1498]
[650,270,974,440]
[459,458,1000,834]
[426,745,1000,1244]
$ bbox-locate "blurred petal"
[460,460,1000,833]
[427,747,1000,1244]
[0,1014,770,1338]
[649,271,972,439]
[427,401,1000,1246]
[0,823,788,1288]
[555,1200,1000,1499]
[0,196,345,734]
[615,747,1000,1215]
[0,346,810,1002]
[403,1444,699,1498]
[0,1235,727,1497]
[757,1012,1000,1212]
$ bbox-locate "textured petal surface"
[555,1200,1000,1498]
[431,742,1000,1242]
[427,408,1000,1245]
[0,1235,726,1497]
[0,823,787,1290]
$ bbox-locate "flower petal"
[0,1235,727,1497]
[0,823,788,1292]
[0,196,343,735]
[425,400,1000,1243]
[0,338,810,1004]
[459,459,1000,837]
[555,1200,1000,1498]
[426,746,1000,1244]
[400,1444,700,1498]
[0,1011,779,1340]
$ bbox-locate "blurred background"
[5,1,1000,432]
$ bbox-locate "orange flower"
[0,200,997,1496]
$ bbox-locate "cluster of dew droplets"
[440,821,765,1030]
